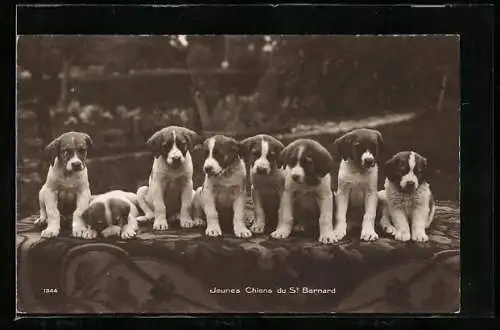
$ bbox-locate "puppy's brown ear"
[234,140,246,158]
[45,136,61,166]
[314,149,334,178]
[333,133,352,162]
[384,156,398,182]
[83,133,93,149]
[180,128,200,152]
[417,155,429,182]
[146,131,163,158]
[240,137,255,160]
[81,206,91,225]
[116,204,130,227]
[278,144,294,169]
[192,138,208,157]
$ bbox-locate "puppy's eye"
[77,148,86,155]
[269,151,275,157]
[251,149,259,156]
[304,156,313,163]
[62,150,71,158]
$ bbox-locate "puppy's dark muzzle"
[362,159,375,168]
[292,174,302,182]
[92,220,107,232]
[204,165,216,176]
[255,167,269,175]
[169,156,183,168]
[72,163,83,171]
[402,182,417,193]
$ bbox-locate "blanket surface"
[16,201,460,314]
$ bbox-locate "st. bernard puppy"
[333,128,384,242]
[35,131,94,239]
[241,134,285,234]
[191,135,251,238]
[81,190,139,240]
[136,126,201,231]
[378,151,436,242]
[271,139,335,244]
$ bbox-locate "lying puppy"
[81,190,139,240]
[378,151,436,242]
[271,139,335,244]
[136,126,201,231]
[333,128,384,242]
[192,135,251,238]
[35,131,94,238]
[241,134,285,234]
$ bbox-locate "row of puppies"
[35,127,435,244]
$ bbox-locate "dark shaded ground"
[16,112,458,219]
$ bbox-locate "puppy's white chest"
[211,185,239,206]
[337,161,377,191]
[251,172,284,196]
[386,183,430,216]
[52,175,83,191]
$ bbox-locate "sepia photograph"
[16,35,460,314]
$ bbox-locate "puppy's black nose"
[72,163,83,171]
[406,181,416,189]
[171,156,182,163]
[292,174,301,182]
[363,159,375,167]
[204,165,214,174]
[93,219,106,231]
[256,167,267,174]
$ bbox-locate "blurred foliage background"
[17,35,460,218]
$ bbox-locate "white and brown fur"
[332,128,384,242]
[81,190,140,239]
[271,139,335,244]
[136,126,202,231]
[241,134,285,234]
[35,131,94,239]
[378,151,435,242]
[191,135,251,238]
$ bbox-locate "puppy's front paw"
[34,215,47,226]
[40,226,60,238]
[205,225,222,237]
[179,215,197,229]
[318,231,336,244]
[250,220,265,234]
[234,225,252,238]
[120,225,137,240]
[411,230,429,242]
[382,223,396,235]
[136,212,154,222]
[271,227,291,240]
[153,217,169,231]
[393,229,411,242]
[360,227,379,241]
[81,228,98,240]
[72,223,89,238]
[101,226,121,238]
[331,222,347,242]
[193,217,205,227]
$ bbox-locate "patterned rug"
[16,201,460,314]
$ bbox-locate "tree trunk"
[436,74,448,115]
[193,90,212,133]
[59,57,72,109]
